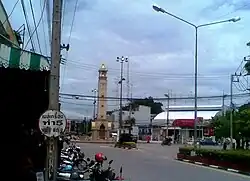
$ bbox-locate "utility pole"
[230,73,240,149]
[92,89,97,120]
[222,91,227,116]
[45,0,63,181]
[164,91,170,138]
[117,56,128,137]
[128,83,133,133]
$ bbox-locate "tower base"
[91,119,112,140]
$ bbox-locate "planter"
[185,156,195,162]
[200,157,209,165]
[216,160,231,168]
[177,153,185,160]
[192,156,201,162]
[209,159,218,166]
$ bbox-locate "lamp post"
[164,93,170,138]
[117,56,128,137]
[92,89,97,120]
[152,4,240,146]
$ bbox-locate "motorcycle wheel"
[77,159,88,171]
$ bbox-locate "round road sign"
[39,110,66,137]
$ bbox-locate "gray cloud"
[3,0,250,116]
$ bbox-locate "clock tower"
[92,64,111,140]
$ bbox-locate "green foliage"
[115,142,137,149]
[179,147,250,164]
[122,96,163,114]
[124,117,136,125]
[212,103,250,139]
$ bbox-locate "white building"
[108,105,151,128]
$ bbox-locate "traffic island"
[176,147,250,176]
[114,142,137,150]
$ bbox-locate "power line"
[59,92,250,101]
[40,0,48,56]
[0,0,47,65]
[2,0,20,25]
[60,100,117,107]
[45,0,52,45]
[20,0,36,51]
[23,0,46,52]
[60,59,230,80]
[29,0,42,54]
[61,0,79,91]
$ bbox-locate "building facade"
[109,105,151,126]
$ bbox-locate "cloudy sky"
[3,0,250,117]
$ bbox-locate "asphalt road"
[78,143,249,181]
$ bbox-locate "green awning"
[0,43,50,71]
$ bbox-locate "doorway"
[99,124,105,139]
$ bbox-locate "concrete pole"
[45,0,62,181]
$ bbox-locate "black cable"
[2,0,20,25]
[59,92,250,101]
[61,0,79,90]
[40,0,48,56]
[23,0,46,52]
[20,0,36,51]
[29,0,42,54]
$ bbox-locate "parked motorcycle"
[161,138,172,146]
[58,152,125,181]
[59,138,87,172]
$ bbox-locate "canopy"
[0,43,50,71]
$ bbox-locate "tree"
[212,103,250,149]
[122,96,163,114]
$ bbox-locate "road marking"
[173,159,250,178]
[99,145,110,148]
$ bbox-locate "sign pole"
[45,0,63,181]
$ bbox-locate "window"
[101,95,104,98]
[101,115,103,118]
[101,105,104,107]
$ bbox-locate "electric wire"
[23,0,46,52]
[45,0,52,46]
[0,0,47,66]
[61,0,79,91]
[40,0,48,56]
[59,58,230,80]
[59,92,250,101]
[29,0,42,54]
[20,0,36,52]
[2,0,20,25]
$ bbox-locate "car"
[199,139,218,146]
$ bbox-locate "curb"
[176,158,250,176]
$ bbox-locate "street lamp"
[117,56,128,136]
[92,89,97,120]
[152,4,240,146]
[164,93,170,138]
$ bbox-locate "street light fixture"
[152,4,240,146]
[117,56,128,137]
[164,93,170,138]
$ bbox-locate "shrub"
[178,147,250,165]
[115,141,136,149]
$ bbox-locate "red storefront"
[172,117,203,128]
